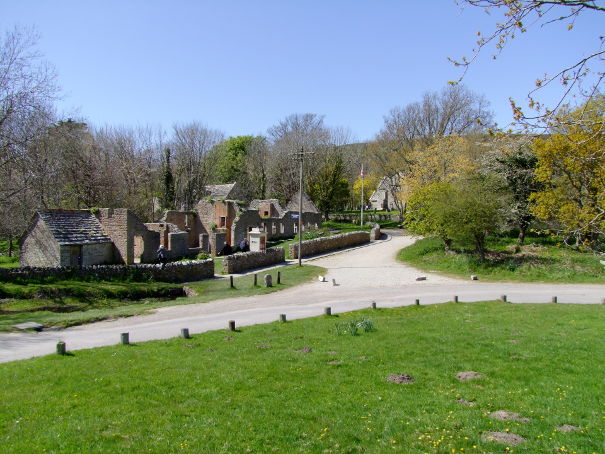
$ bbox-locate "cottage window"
[219,216,226,228]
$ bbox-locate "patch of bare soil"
[556,424,582,432]
[256,345,270,349]
[297,347,312,354]
[482,431,526,445]
[508,339,520,343]
[387,374,415,384]
[327,360,343,365]
[456,398,476,406]
[223,336,234,341]
[456,371,484,381]
[358,356,369,360]
[489,410,531,422]
[327,351,337,355]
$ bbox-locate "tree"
[455,0,605,128]
[352,173,380,207]
[212,135,255,184]
[171,122,224,210]
[160,147,176,211]
[372,85,493,218]
[482,135,541,243]
[529,97,605,246]
[307,150,350,219]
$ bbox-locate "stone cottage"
[369,175,401,211]
[20,210,115,267]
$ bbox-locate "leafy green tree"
[530,98,605,246]
[212,136,256,183]
[160,147,175,210]
[308,152,350,220]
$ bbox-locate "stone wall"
[20,217,61,267]
[289,231,370,259]
[222,247,285,274]
[0,259,214,283]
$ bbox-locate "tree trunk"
[517,226,526,244]
[443,238,453,251]
[8,232,13,257]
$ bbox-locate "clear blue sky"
[2,1,602,141]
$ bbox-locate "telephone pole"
[293,146,314,266]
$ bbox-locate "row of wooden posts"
[55,295,605,355]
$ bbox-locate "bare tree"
[266,113,331,202]
[454,0,605,128]
[170,122,224,210]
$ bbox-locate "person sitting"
[239,238,249,252]
[217,243,233,256]
[157,245,167,268]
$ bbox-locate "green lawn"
[398,236,605,283]
[0,264,324,331]
[0,239,19,268]
[1,301,604,453]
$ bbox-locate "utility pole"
[293,146,313,267]
[360,163,364,226]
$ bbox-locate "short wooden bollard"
[552,296,558,303]
[415,299,420,306]
[602,298,605,305]
[181,328,190,339]
[121,332,129,345]
[254,274,258,286]
[500,295,507,302]
[56,341,66,356]
[371,301,377,309]
[279,314,287,323]
[453,296,458,303]
[228,320,236,331]
[230,276,234,288]
[277,271,281,284]
[324,307,332,316]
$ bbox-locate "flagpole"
[360,164,364,226]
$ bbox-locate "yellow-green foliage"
[530,98,605,241]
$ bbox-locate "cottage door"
[69,245,82,268]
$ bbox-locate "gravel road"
[1,231,603,363]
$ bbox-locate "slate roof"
[38,210,113,245]
[204,183,236,199]
[285,190,319,214]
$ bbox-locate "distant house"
[20,210,114,268]
[369,175,401,211]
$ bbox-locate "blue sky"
[2,1,602,141]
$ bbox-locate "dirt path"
[1,232,604,362]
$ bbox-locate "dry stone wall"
[222,247,285,274]
[289,231,370,259]
[0,259,214,283]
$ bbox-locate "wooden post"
[229,276,234,288]
[228,320,236,331]
[371,301,377,309]
[415,299,420,306]
[121,333,129,345]
[56,341,66,355]
[277,271,281,284]
[453,295,458,303]
[324,307,331,316]
[254,274,258,286]
[500,295,507,302]
[601,298,605,305]
[181,328,190,339]
[279,314,287,323]
[552,296,558,303]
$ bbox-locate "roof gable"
[204,183,237,199]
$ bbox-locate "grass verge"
[398,236,605,283]
[1,301,603,453]
[0,264,324,331]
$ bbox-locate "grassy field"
[1,301,604,453]
[398,236,605,283]
[0,239,19,269]
[0,264,324,331]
